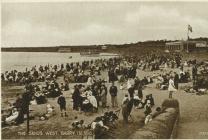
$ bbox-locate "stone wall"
[130,99,180,139]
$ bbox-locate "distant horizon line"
[2,36,208,48]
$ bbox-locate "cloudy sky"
[2,1,208,47]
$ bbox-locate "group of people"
[1,57,123,126]
[1,64,63,85]
[2,51,208,132]
[69,110,119,139]
[121,79,155,124]
[2,91,31,126]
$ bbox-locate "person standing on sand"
[137,84,143,99]
[72,85,81,111]
[168,76,177,98]
[128,84,135,99]
[192,64,197,82]
[109,82,118,107]
[100,85,107,108]
[122,94,129,124]
[57,93,67,117]
[174,72,179,90]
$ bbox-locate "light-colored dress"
[5,110,19,123]
[100,89,107,104]
[87,77,93,86]
[87,95,97,108]
[168,79,177,92]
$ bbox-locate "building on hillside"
[101,45,107,50]
[165,40,208,52]
[165,41,184,52]
[58,47,72,52]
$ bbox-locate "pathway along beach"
[1,52,208,139]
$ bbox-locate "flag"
[188,24,193,32]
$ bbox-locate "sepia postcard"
[1,0,208,139]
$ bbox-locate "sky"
[2,1,208,47]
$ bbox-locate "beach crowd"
[1,51,208,138]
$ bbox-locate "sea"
[1,52,117,73]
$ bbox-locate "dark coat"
[128,87,135,98]
[57,96,66,107]
[174,74,179,89]
[109,86,117,96]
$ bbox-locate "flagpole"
[186,25,189,53]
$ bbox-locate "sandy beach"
[1,53,208,139]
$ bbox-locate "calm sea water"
[1,52,116,73]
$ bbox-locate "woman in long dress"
[168,76,177,98]
[87,93,98,112]
[5,108,19,124]
[100,85,107,107]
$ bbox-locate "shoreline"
[1,52,118,73]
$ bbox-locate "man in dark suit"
[57,93,67,117]
[109,82,118,107]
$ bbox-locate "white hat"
[83,99,90,104]
[47,104,51,108]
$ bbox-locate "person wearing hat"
[82,99,92,112]
[121,92,133,124]
[60,83,65,91]
[126,97,134,119]
[21,90,31,115]
[122,94,130,124]
[100,85,107,108]
[14,94,24,124]
[109,82,118,108]
[72,85,81,111]
[148,94,155,106]
[168,76,177,98]
[137,84,143,99]
[174,72,179,90]
[128,84,135,99]
[122,94,129,105]
[91,117,109,139]
[5,108,19,125]
[144,100,152,116]
[192,64,198,82]
[57,93,67,117]
[133,93,140,109]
